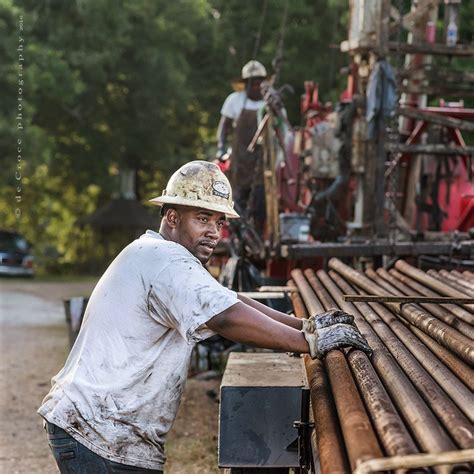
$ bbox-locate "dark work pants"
[45,421,163,473]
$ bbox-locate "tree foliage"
[0,0,471,273]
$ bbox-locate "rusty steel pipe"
[444,271,474,293]
[321,271,457,473]
[326,272,473,472]
[408,325,474,391]
[362,270,474,435]
[289,280,350,474]
[462,270,474,281]
[372,269,474,418]
[305,356,350,474]
[395,260,474,313]
[329,258,474,365]
[290,269,324,315]
[450,270,465,280]
[305,269,422,461]
[304,269,339,311]
[292,271,383,470]
[388,268,473,325]
[324,350,384,471]
[428,270,473,297]
[376,268,474,339]
[346,350,424,467]
[444,270,474,293]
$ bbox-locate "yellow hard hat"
[149,161,239,219]
[242,60,267,80]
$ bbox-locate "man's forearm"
[217,116,232,152]
[238,294,303,330]
[207,302,309,354]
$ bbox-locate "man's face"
[247,77,264,100]
[171,206,226,264]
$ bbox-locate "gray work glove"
[301,309,354,333]
[301,309,372,359]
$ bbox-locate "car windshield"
[0,233,29,252]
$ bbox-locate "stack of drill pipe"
[291,262,474,473]
[427,270,473,297]
[462,270,474,280]
[440,270,474,294]
[372,268,474,390]
[327,259,474,466]
[291,269,384,473]
[363,268,473,427]
[320,273,471,473]
[289,275,350,474]
[384,268,474,391]
[290,270,426,474]
[394,260,474,317]
[330,260,474,365]
[385,268,474,335]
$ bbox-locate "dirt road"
[0,279,220,474]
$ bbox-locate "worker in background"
[38,161,370,473]
[216,60,267,233]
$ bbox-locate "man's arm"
[216,115,233,158]
[238,293,302,330]
[207,300,373,359]
[206,302,309,354]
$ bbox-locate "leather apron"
[230,108,264,198]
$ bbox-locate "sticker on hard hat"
[212,181,230,199]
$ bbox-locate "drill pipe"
[366,268,474,423]
[291,269,324,315]
[363,270,474,436]
[395,260,474,313]
[439,270,474,295]
[376,269,474,339]
[438,269,474,295]
[328,258,474,365]
[305,270,419,460]
[427,270,473,297]
[462,270,474,281]
[289,279,350,474]
[443,270,474,293]
[388,268,473,326]
[320,270,457,474]
[291,270,383,470]
[408,325,474,391]
[376,269,474,372]
[325,350,384,471]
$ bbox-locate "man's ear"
[165,208,179,228]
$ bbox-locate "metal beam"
[343,295,474,304]
[281,240,474,259]
[386,143,474,155]
[397,107,474,132]
[388,41,474,57]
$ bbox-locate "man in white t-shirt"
[38,160,370,473]
[217,60,267,231]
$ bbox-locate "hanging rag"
[366,60,397,139]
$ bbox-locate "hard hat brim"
[149,195,240,219]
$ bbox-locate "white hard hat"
[242,60,267,80]
[150,161,239,219]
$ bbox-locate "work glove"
[216,147,230,162]
[216,148,225,162]
[301,310,372,359]
[301,309,354,333]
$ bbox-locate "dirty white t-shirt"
[38,230,239,470]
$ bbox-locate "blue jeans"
[45,421,163,473]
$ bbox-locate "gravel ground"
[0,278,221,474]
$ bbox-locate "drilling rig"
[218,1,474,472]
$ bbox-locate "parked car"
[0,230,34,277]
